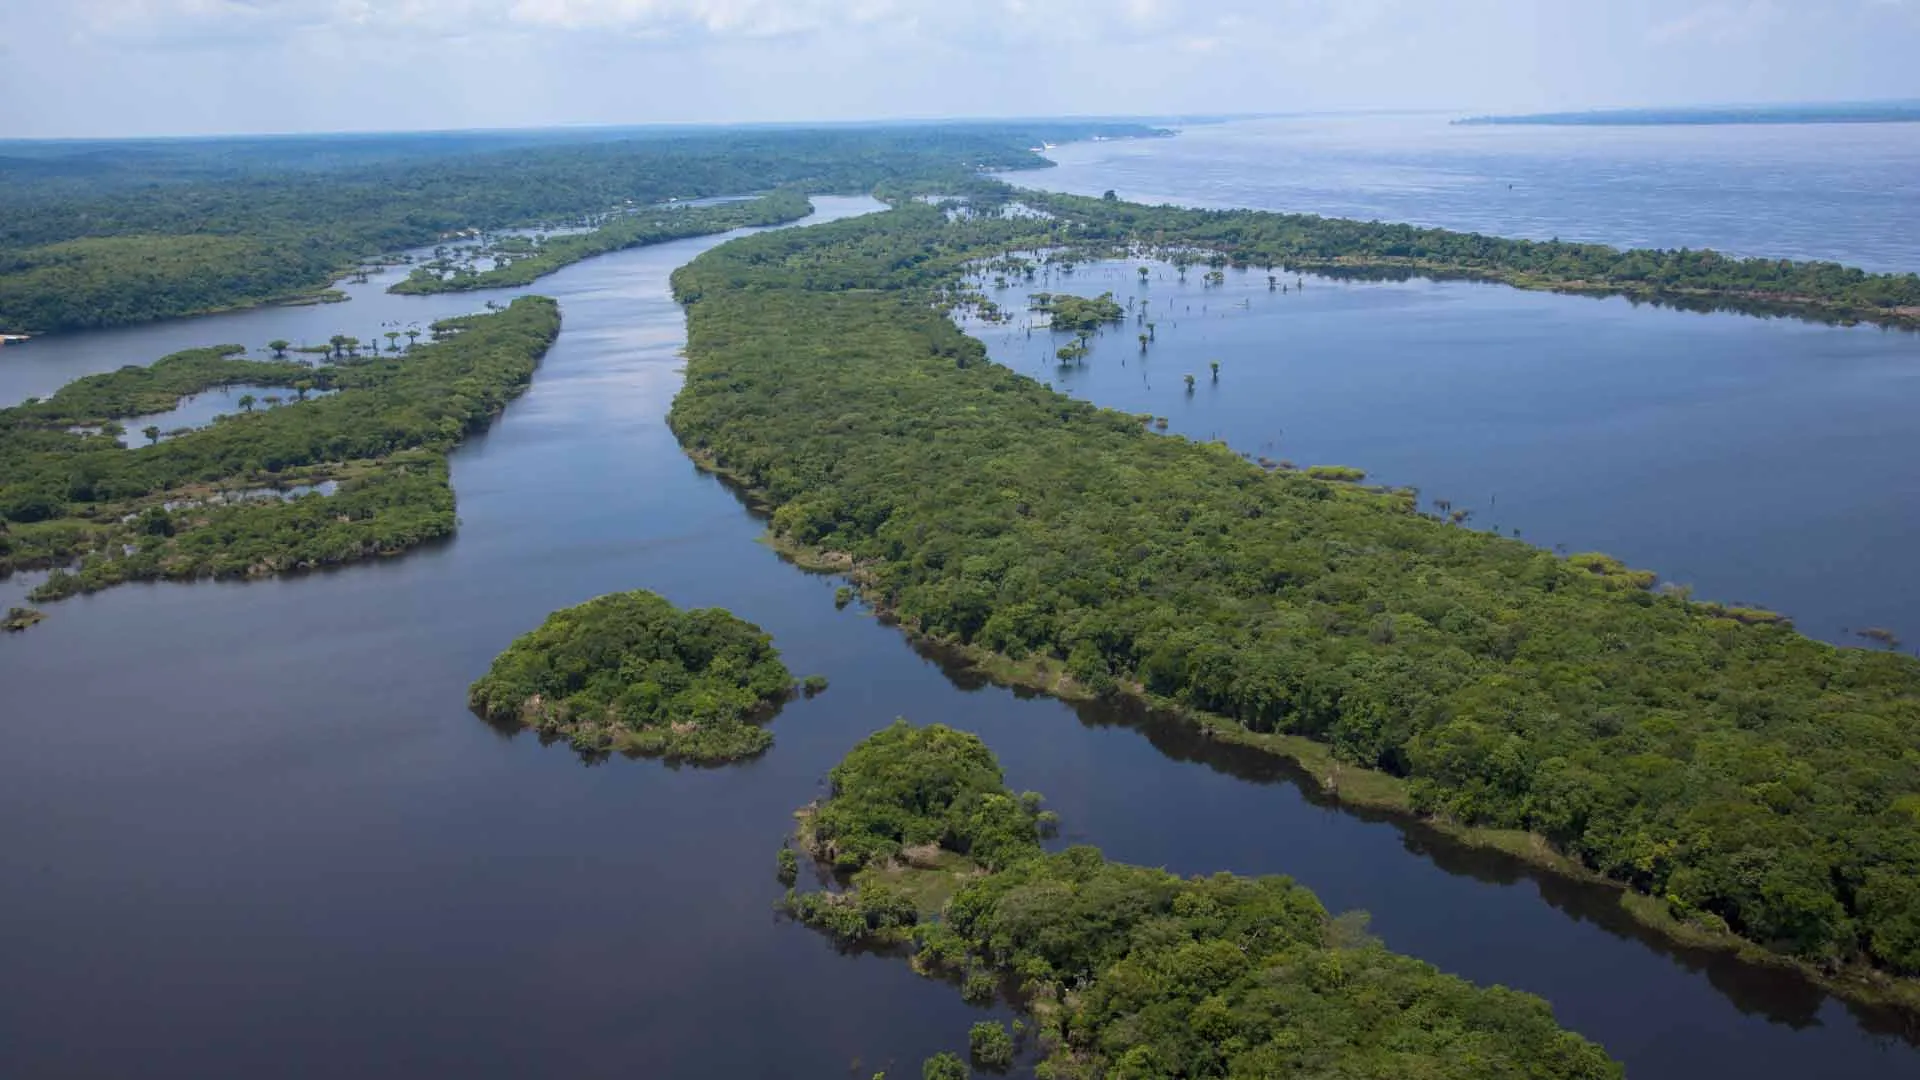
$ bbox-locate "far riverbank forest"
[786,721,1624,1079]
[0,297,558,609]
[389,190,814,295]
[0,124,1160,334]
[669,191,1920,995]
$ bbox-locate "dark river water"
[2,180,1918,1077]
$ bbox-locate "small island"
[785,721,1622,1078]
[1028,290,1124,332]
[469,590,801,764]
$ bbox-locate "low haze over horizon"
[2,0,1917,139]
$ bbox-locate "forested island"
[1009,190,1920,329]
[0,297,558,613]
[469,590,801,763]
[0,124,1160,334]
[390,190,813,295]
[670,192,1920,1000]
[786,721,1623,1078]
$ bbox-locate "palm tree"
[1138,266,1150,283]
[405,328,422,348]
[1209,361,1220,382]
[238,394,257,413]
[329,334,349,358]
[142,425,161,445]
[1183,374,1196,393]
[268,339,290,358]
[293,381,313,401]
[1138,334,1149,352]
[385,331,401,352]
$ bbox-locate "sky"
[0,0,1916,138]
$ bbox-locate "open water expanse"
[1013,114,1920,271]
[4,122,1920,1079]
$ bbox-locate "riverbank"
[784,720,1627,1078]
[390,191,814,295]
[0,298,560,618]
[669,198,1920,1011]
[747,518,1920,1018]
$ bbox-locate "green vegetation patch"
[1028,290,1125,332]
[468,590,797,764]
[670,199,1920,988]
[0,297,559,617]
[391,191,813,295]
[787,722,1623,1080]
[0,125,1157,334]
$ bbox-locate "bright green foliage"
[805,720,1042,872]
[467,590,793,763]
[0,297,559,604]
[670,199,1920,976]
[791,723,1622,1080]
[968,1021,1014,1071]
[922,1053,967,1080]
[1028,291,1124,332]
[392,191,814,295]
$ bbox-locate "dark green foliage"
[670,200,1920,977]
[391,191,813,295]
[776,847,800,885]
[2,606,43,631]
[0,124,1158,334]
[805,720,1042,872]
[1027,190,1920,328]
[791,723,1622,1080]
[8,346,312,425]
[968,1021,1014,1071]
[468,590,793,763]
[0,297,559,602]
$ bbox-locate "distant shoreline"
[1457,102,1920,127]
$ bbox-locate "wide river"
[2,127,1918,1079]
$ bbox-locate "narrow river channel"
[0,197,1914,1079]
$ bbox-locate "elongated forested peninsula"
[0,296,559,613]
[787,721,1624,1079]
[469,590,797,763]
[0,124,1159,335]
[390,190,814,295]
[670,196,1920,998]
[1012,190,1920,329]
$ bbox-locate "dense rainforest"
[669,197,1920,991]
[0,296,559,607]
[469,590,797,763]
[1017,191,1920,328]
[390,190,815,295]
[787,721,1623,1079]
[0,124,1159,334]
